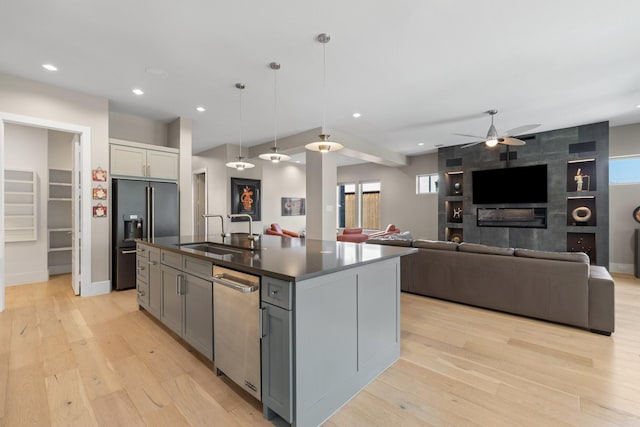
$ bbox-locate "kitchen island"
[135,234,415,426]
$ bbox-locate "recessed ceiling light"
[296,160,301,163]
[418,142,425,146]
[352,113,361,118]
[636,104,640,108]
[42,64,58,71]
[132,88,144,96]
[196,106,206,112]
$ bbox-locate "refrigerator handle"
[151,186,156,239]
[145,186,151,239]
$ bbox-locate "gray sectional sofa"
[367,238,615,335]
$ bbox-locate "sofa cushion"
[514,248,589,264]
[271,223,283,234]
[342,228,363,235]
[458,242,514,256]
[412,239,459,251]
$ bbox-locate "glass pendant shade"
[305,134,344,152]
[259,146,291,163]
[225,157,255,170]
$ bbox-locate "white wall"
[48,130,73,169]
[109,111,168,146]
[609,123,640,274]
[0,72,109,289]
[4,124,49,285]
[263,162,306,234]
[337,153,439,239]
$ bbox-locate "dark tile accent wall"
[438,121,609,268]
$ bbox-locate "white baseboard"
[81,280,111,297]
[6,270,49,286]
[609,263,634,275]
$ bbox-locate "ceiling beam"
[248,128,407,167]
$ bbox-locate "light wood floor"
[1,274,639,426]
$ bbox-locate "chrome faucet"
[228,214,259,241]
[203,214,229,239]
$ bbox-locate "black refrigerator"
[112,178,179,290]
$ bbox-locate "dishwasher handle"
[213,274,258,293]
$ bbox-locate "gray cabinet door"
[261,302,292,423]
[148,249,161,318]
[161,264,183,336]
[183,273,213,360]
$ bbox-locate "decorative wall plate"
[633,206,640,224]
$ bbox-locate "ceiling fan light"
[485,138,499,147]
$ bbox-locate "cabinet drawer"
[161,249,183,270]
[137,280,149,307]
[137,243,150,259]
[136,258,149,282]
[183,255,213,280]
[262,276,293,310]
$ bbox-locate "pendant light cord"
[322,40,327,133]
[238,86,243,158]
[273,66,278,149]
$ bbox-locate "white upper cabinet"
[110,139,179,181]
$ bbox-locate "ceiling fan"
[456,110,540,149]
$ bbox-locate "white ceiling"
[1,1,639,162]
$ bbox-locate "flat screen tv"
[472,164,547,204]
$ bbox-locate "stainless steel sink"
[179,243,244,256]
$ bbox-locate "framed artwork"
[281,197,305,216]
[230,177,261,221]
[92,167,107,182]
[92,203,107,218]
[92,185,107,200]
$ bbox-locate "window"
[360,182,380,230]
[337,181,381,229]
[417,173,439,194]
[610,155,640,184]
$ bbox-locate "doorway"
[0,112,92,312]
[193,169,207,239]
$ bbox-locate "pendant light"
[226,83,255,170]
[259,62,291,163]
[305,33,344,153]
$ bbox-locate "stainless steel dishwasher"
[213,265,262,400]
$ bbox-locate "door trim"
[0,112,93,310]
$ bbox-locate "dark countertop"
[137,234,416,281]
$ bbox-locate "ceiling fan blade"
[501,137,526,146]
[453,133,486,139]
[461,140,485,149]
[503,124,540,136]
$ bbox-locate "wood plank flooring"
[1,273,639,426]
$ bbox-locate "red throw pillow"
[271,223,283,234]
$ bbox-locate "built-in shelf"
[4,169,37,242]
[48,169,72,275]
